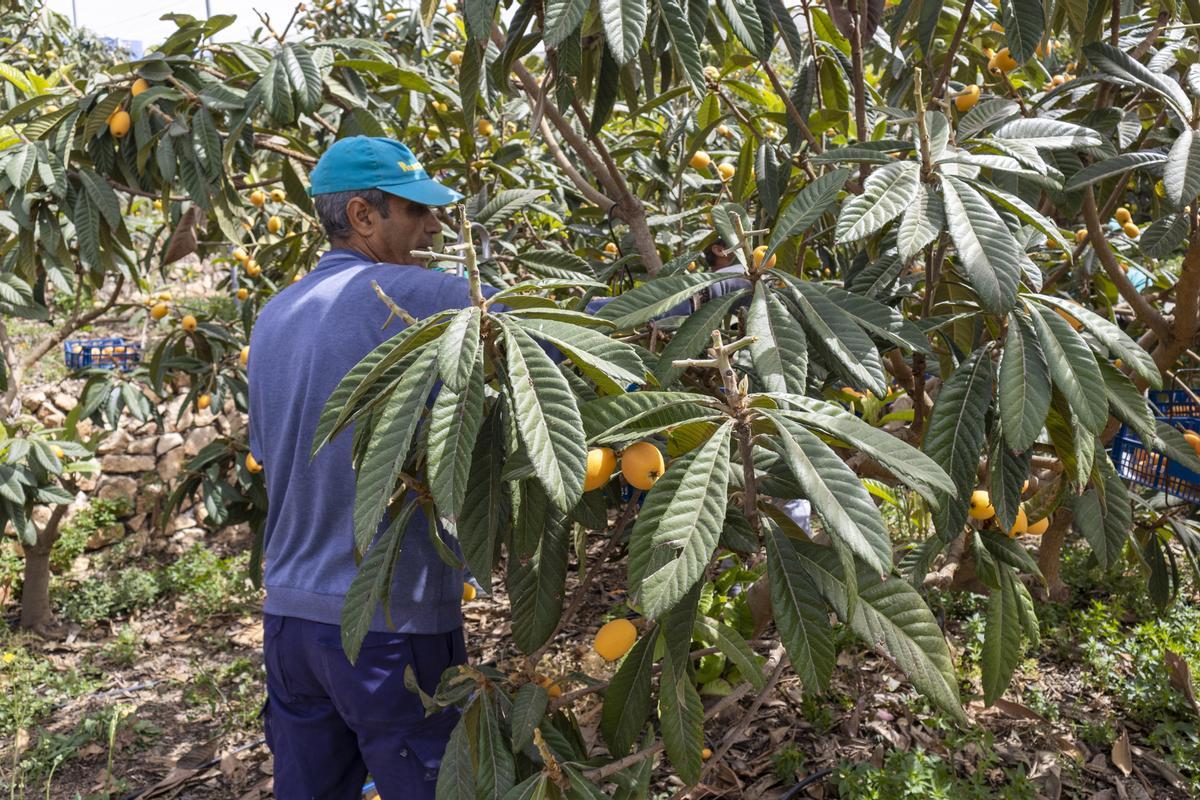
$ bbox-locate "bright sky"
[45,0,356,47]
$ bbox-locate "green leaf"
[77,168,123,229]
[544,0,589,47]
[766,168,851,259]
[782,283,887,397]
[477,691,517,799]
[978,529,1043,581]
[515,249,595,280]
[439,307,482,392]
[653,291,747,386]
[457,404,509,587]
[657,0,706,92]
[792,540,965,723]
[897,181,944,262]
[1073,452,1131,570]
[477,189,549,226]
[992,118,1104,150]
[765,523,834,692]
[718,0,768,58]
[657,653,704,785]
[982,565,1026,704]
[351,347,440,556]
[786,278,931,354]
[628,424,732,619]
[969,180,1070,253]
[600,622,659,757]
[988,432,1028,535]
[1083,41,1192,123]
[1099,361,1158,447]
[998,312,1051,452]
[1029,306,1109,435]
[1165,129,1200,210]
[691,615,766,691]
[512,317,646,395]
[1031,295,1160,389]
[581,391,718,442]
[428,355,486,520]
[507,480,571,653]
[765,399,955,508]
[746,283,808,395]
[1063,151,1169,191]
[940,175,1022,315]
[594,272,728,330]
[509,683,548,755]
[763,411,892,577]
[835,161,920,242]
[498,318,587,510]
[1153,422,1200,474]
[1000,0,1044,63]
[923,347,994,541]
[340,500,417,664]
[1140,212,1190,259]
[600,0,648,64]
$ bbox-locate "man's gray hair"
[313,188,391,241]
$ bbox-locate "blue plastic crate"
[1111,419,1200,503]
[1147,389,1200,419]
[63,337,142,372]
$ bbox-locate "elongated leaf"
[476,691,516,799]
[628,423,732,619]
[351,347,439,555]
[1099,362,1157,447]
[766,168,851,259]
[657,653,704,785]
[498,318,587,510]
[1084,41,1192,123]
[340,500,416,664]
[457,404,508,588]
[477,189,549,226]
[1031,295,1160,389]
[1140,212,1190,259]
[581,391,717,442]
[594,272,728,329]
[766,523,835,692]
[988,432,1029,536]
[998,312,1051,452]
[513,317,646,394]
[787,278,931,353]
[1073,451,1131,569]
[1001,0,1043,63]
[766,399,954,507]
[970,180,1070,252]
[940,175,1022,315]
[653,291,746,385]
[1030,306,1109,435]
[507,481,570,653]
[783,285,888,397]
[428,355,486,520]
[509,683,548,754]
[1063,151,1169,191]
[764,411,892,577]
[982,565,1025,704]
[436,703,476,799]
[691,614,766,690]
[544,0,590,47]
[515,249,594,280]
[1165,129,1200,210]
[599,0,648,64]
[793,540,965,723]
[897,181,944,262]
[600,622,659,756]
[924,347,994,541]
[718,0,768,57]
[836,160,920,242]
[658,0,707,92]
[439,307,482,392]
[993,118,1103,150]
[747,283,808,395]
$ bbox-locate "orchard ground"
[2,260,1198,798]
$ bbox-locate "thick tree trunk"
[20,543,55,632]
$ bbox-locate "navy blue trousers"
[261,613,467,799]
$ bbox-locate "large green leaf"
[594,272,728,329]
[1073,450,1131,570]
[456,405,509,588]
[628,423,732,619]
[509,683,548,755]
[835,160,920,242]
[982,565,1026,705]
[658,0,707,92]
[763,411,892,577]
[897,181,944,262]
[477,189,549,226]
[428,355,486,521]
[507,481,570,654]
[498,318,587,510]
[599,0,648,64]
[785,278,931,354]
[718,0,768,58]
[657,652,704,786]
[1165,129,1200,210]
[436,703,477,800]
[1099,362,1158,447]
[652,290,747,386]
[783,284,888,397]
[992,118,1103,150]
[1000,0,1043,63]
[600,622,659,757]
[1140,212,1190,259]
[1031,295,1160,388]
[351,346,440,556]
[581,391,718,443]
[998,312,1050,452]
[1063,151,1169,191]
[765,524,834,692]
[746,283,808,395]
[969,180,1070,253]
[513,317,646,394]
[1083,42,1192,123]
[340,500,416,664]
[543,0,590,47]
[439,307,482,392]
[923,347,994,541]
[940,175,1022,315]
[476,691,516,799]
[766,168,851,259]
[792,540,965,723]
[691,614,766,691]
[1029,306,1109,435]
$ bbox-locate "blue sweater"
[247,248,749,634]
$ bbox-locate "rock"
[75,418,94,439]
[167,527,205,554]
[42,410,65,428]
[128,437,159,455]
[131,421,157,437]
[157,448,186,482]
[170,514,197,533]
[97,475,138,503]
[100,454,156,474]
[184,426,218,458]
[135,484,165,516]
[86,522,126,550]
[127,513,147,532]
[52,392,78,412]
[22,390,47,411]
[156,433,184,455]
[98,429,131,455]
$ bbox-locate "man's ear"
[344,196,377,237]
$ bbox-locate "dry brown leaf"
[1164,650,1199,716]
[1129,744,1186,789]
[994,697,1048,722]
[163,205,202,266]
[1111,730,1133,777]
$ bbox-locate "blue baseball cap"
[308,136,463,206]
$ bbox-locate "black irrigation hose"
[119,737,267,800]
[778,767,836,799]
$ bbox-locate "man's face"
[375,195,444,265]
